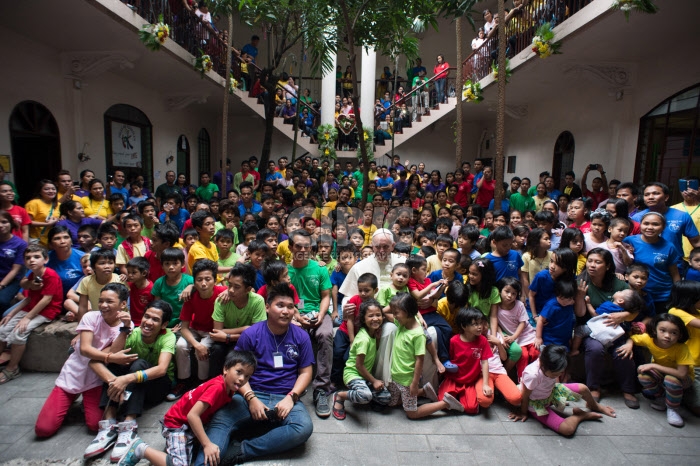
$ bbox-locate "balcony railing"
[462,0,594,84]
[120,0,230,77]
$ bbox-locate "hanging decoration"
[612,0,659,22]
[531,23,562,58]
[194,50,213,78]
[317,124,338,160]
[357,127,374,162]
[138,14,169,51]
[462,80,484,103]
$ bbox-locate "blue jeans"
[0,277,21,316]
[435,78,446,105]
[195,392,313,465]
[422,311,452,362]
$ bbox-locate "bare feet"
[592,404,616,418]
[573,407,603,421]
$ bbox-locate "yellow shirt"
[669,308,700,365]
[576,254,586,275]
[80,197,114,219]
[437,297,459,334]
[277,239,293,264]
[116,239,149,266]
[321,201,338,218]
[630,333,695,378]
[426,254,442,274]
[672,202,700,261]
[368,170,379,181]
[77,274,122,311]
[25,198,60,245]
[359,224,377,247]
[187,240,219,273]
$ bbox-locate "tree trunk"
[455,16,463,169]
[220,14,233,197]
[259,70,278,168]
[494,0,507,208]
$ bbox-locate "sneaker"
[116,438,144,466]
[221,440,244,465]
[667,408,685,427]
[166,382,188,401]
[650,398,666,411]
[110,421,138,463]
[84,420,117,459]
[443,393,465,413]
[443,360,459,373]
[422,382,438,402]
[314,389,331,418]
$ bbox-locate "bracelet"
[226,333,231,344]
[242,389,254,399]
[287,391,299,403]
[246,394,257,402]
[135,371,142,383]
[104,353,111,364]
[141,370,148,382]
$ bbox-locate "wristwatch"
[119,326,131,334]
[288,391,299,403]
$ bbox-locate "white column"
[321,50,337,126]
[360,46,377,127]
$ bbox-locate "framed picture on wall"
[0,155,11,173]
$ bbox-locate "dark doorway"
[198,128,211,176]
[552,131,575,191]
[177,135,191,179]
[9,101,62,203]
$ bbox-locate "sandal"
[332,393,346,420]
[0,367,20,384]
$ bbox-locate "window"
[552,131,575,191]
[198,128,211,175]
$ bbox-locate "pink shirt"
[486,332,507,375]
[497,300,536,346]
[521,359,556,401]
[55,311,126,394]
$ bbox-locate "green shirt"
[125,328,176,382]
[218,252,241,269]
[468,286,501,316]
[195,183,219,202]
[377,285,408,308]
[352,170,364,198]
[212,292,266,328]
[287,261,332,314]
[390,322,426,387]
[343,327,377,385]
[141,225,154,239]
[151,274,195,327]
[214,222,239,245]
[510,192,535,213]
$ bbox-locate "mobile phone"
[72,181,80,188]
[265,407,280,422]
[107,175,114,183]
[680,179,688,192]
[690,179,699,191]
[34,276,43,284]
[588,164,598,170]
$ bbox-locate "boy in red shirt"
[116,350,257,466]
[0,245,64,384]
[145,223,181,283]
[168,260,228,401]
[126,257,154,327]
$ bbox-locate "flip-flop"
[0,367,20,384]
[332,393,346,420]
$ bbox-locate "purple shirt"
[56,218,103,244]
[0,235,27,278]
[425,182,445,194]
[236,321,314,394]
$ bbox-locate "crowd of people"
[0,154,699,465]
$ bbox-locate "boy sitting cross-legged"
[116,350,257,466]
[0,245,64,384]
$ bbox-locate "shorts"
[162,423,195,466]
[574,324,592,339]
[387,381,418,412]
[0,311,51,345]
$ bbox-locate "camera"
[588,164,598,170]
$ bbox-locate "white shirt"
[339,253,406,305]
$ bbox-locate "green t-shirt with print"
[151,274,195,327]
[211,292,267,328]
[343,327,377,385]
[125,328,176,382]
[377,285,408,308]
[287,261,332,314]
[214,222,239,245]
[390,322,426,387]
[468,286,501,316]
[195,183,219,202]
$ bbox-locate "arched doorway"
[9,101,62,203]
[177,135,191,180]
[552,131,575,191]
[104,104,153,191]
[198,128,211,176]
[635,83,700,203]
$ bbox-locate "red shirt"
[249,169,261,187]
[410,198,424,211]
[584,189,607,208]
[338,294,363,335]
[163,375,233,428]
[445,334,492,385]
[145,250,186,283]
[25,267,63,320]
[454,180,472,208]
[6,205,31,238]
[433,62,450,79]
[408,277,436,315]
[180,285,227,332]
[257,284,300,305]
[129,281,154,326]
[569,221,592,234]
[475,179,495,209]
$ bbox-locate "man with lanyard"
[671,177,700,263]
[286,230,332,418]
[194,284,313,466]
[632,181,700,268]
[155,171,179,210]
[237,182,262,217]
[213,159,234,194]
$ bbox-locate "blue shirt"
[487,198,511,211]
[238,201,262,218]
[241,44,258,63]
[0,235,26,278]
[110,186,129,203]
[254,270,265,292]
[56,217,103,245]
[376,176,394,200]
[631,208,699,262]
[486,250,524,281]
[48,249,85,298]
[266,172,283,183]
[330,270,347,307]
[471,171,483,194]
[159,208,190,233]
[529,269,555,315]
[623,235,680,301]
[686,268,700,281]
[540,298,575,349]
[427,270,464,299]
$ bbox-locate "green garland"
[138,14,170,51]
[317,124,338,160]
[357,126,374,162]
[194,50,213,78]
[612,0,659,22]
[491,59,512,83]
[531,23,562,58]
